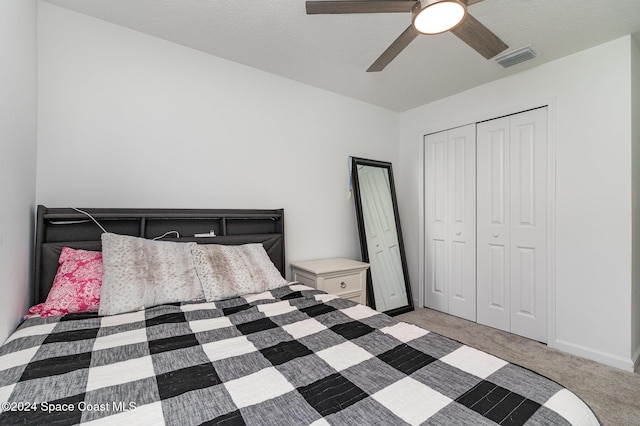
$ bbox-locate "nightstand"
[290,258,369,305]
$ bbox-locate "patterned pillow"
[28,247,103,317]
[191,243,288,301]
[99,233,204,316]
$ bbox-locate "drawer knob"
[340,282,347,289]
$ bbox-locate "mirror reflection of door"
[357,165,408,311]
[352,156,413,315]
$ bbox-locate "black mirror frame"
[351,157,414,316]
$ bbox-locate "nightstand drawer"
[324,273,362,295]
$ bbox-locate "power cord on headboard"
[153,231,180,240]
[72,207,108,233]
[72,207,181,240]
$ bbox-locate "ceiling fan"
[306,0,508,72]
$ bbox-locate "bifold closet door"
[476,107,548,342]
[424,124,476,321]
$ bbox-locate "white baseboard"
[550,339,636,372]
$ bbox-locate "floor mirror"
[351,157,413,316]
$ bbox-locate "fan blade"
[451,13,508,59]
[306,1,416,14]
[367,25,420,72]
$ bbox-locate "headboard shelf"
[34,205,285,305]
[41,211,283,220]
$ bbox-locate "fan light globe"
[413,0,467,35]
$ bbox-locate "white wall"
[631,33,640,371]
[398,36,636,371]
[37,3,398,275]
[0,1,38,342]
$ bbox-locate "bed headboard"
[33,205,285,305]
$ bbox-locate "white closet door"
[424,124,476,321]
[424,130,449,313]
[509,108,547,342]
[447,125,476,320]
[477,108,548,342]
[477,117,511,332]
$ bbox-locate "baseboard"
[550,339,636,372]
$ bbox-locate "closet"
[423,107,549,342]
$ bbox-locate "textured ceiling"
[43,0,640,112]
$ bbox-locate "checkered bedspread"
[0,284,599,425]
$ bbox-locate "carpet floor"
[397,308,640,426]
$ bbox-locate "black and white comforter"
[0,284,599,425]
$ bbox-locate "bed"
[0,206,600,425]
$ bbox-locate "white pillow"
[99,233,204,316]
[191,243,287,301]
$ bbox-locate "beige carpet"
[397,308,640,426]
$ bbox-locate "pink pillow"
[28,247,103,317]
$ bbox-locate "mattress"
[0,284,599,425]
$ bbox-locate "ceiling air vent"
[495,45,537,68]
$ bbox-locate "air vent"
[495,45,537,68]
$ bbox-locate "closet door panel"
[489,245,507,308]
[424,130,449,312]
[447,125,476,321]
[477,117,510,332]
[424,125,476,320]
[510,108,548,342]
[432,239,447,297]
[477,107,548,342]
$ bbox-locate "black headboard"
[33,205,285,305]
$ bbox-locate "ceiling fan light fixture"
[412,0,467,35]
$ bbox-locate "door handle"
[456,231,462,236]
[493,234,499,238]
